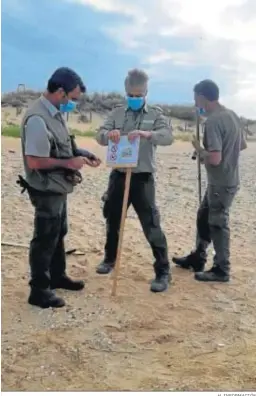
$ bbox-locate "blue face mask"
[196,107,206,115]
[127,96,144,111]
[60,100,77,113]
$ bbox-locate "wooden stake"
[111,168,132,297]
[1,241,28,249]
[1,241,82,255]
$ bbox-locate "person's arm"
[26,156,78,171]
[24,116,81,171]
[95,110,115,146]
[150,111,173,146]
[200,119,222,166]
[74,147,93,158]
[70,134,97,159]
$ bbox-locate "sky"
[1,0,256,118]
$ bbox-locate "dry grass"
[1,105,194,142]
[1,123,193,142]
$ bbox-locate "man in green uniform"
[20,67,101,308]
[173,79,247,282]
[96,69,173,293]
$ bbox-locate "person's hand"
[191,135,202,152]
[108,129,121,143]
[89,155,102,167]
[91,157,101,167]
[68,156,88,170]
[128,130,152,142]
[83,157,101,167]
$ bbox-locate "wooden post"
[106,135,140,296]
[111,168,132,297]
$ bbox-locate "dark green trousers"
[196,185,238,274]
[29,193,68,289]
[103,170,169,273]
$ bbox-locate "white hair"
[125,69,149,92]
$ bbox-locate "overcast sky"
[2,0,256,118]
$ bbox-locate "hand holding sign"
[128,130,152,142]
[107,129,121,144]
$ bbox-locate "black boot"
[96,260,115,274]
[28,288,65,309]
[151,263,171,293]
[50,275,85,291]
[195,266,230,282]
[172,250,206,272]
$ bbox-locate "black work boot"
[172,249,206,272]
[28,288,65,309]
[195,266,230,282]
[50,275,85,291]
[151,263,171,293]
[96,260,115,274]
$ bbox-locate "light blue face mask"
[127,96,144,111]
[196,107,206,116]
[60,100,77,113]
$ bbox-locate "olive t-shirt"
[203,107,242,187]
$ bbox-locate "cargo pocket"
[208,186,237,228]
[208,186,238,211]
[141,120,154,131]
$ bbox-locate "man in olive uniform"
[96,69,173,293]
[20,67,100,308]
[173,79,247,282]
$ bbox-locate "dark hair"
[47,67,86,94]
[194,79,219,101]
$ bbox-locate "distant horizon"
[1,87,194,108]
[3,89,256,121]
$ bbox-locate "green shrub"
[1,124,20,138]
[1,124,96,138]
[70,128,96,137]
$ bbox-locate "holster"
[16,175,62,196]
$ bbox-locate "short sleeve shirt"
[203,107,242,187]
[24,96,62,158]
[24,115,51,157]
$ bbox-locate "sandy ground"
[1,137,256,391]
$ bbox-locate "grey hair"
[125,69,149,92]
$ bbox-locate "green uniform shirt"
[203,107,243,187]
[96,104,173,173]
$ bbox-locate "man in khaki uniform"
[20,68,100,308]
[173,79,247,282]
[96,69,173,293]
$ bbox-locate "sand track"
[1,137,256,391]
